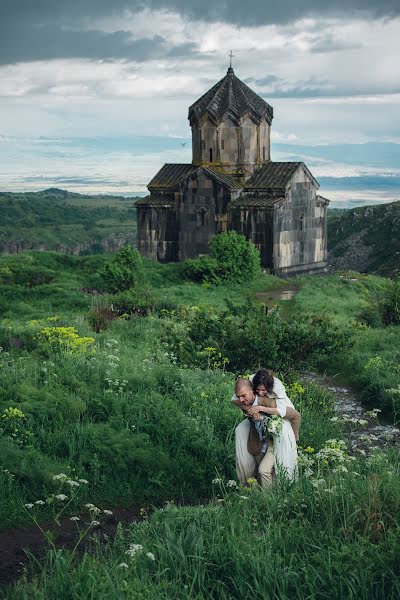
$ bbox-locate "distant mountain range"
[328,200,400,276]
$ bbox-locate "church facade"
[136,67,329,276]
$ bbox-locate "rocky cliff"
[328,200,400,276]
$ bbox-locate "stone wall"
[178,170,233,260]
[136,203,179,262]
[228,205,274,268]
[272,168,328,275]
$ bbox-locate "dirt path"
[0,506,141,587]
[301,370,400,452]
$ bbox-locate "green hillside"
[328,201,400,276]
[0,188,138,254]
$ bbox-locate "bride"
[233,369,299,486]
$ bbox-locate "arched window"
[209,148,213,162]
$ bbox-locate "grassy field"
[0,252,399,598]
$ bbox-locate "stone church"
[136,66,329,276]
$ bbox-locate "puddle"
[301,371,400,453]
[255,287,299,303]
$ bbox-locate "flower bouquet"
[262,414,284,438]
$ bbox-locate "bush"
[210,231,260,282]
[381,278,400,325]
[100,246,143,293]
[182,256,222,284]
[111,287,156,316]
[164,300,350,374]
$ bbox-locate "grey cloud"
[0,21,171,64]
[246,74,400,98]
[0,1,398,64]
[310,34,362,53]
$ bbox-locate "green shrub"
[164,300,350,374]
[100,246,143,293]
[381,278,400,325]
[210,231,260,281]
[111,286,156,316]
[182,256,222,284]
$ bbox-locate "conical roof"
[188,67,273,126]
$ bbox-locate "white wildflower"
[24,503,34,509]
[70,516,80,521]
[78,479,89,484]
[118,563,129,569]
[55,494,68,501]
[53,473,68,481]
[103,509,113,515]
[66,479,80,487]
[35,500,45,505]
[90,520,100,527]
[125,543,143,557]
[212,477,222,485]
[227,480,237,488]
[146,552,156,561]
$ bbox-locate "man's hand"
[247,405,261,417]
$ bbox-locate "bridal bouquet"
[262,414,284,438]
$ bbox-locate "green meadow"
[0,249,399,599]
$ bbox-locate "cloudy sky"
[1,1,399,204]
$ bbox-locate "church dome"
[188,67,273,126]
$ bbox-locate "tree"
[100,245,143,293]
[210,231,260,281]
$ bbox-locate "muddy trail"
[301,371,400,453]
[0,506,144,587]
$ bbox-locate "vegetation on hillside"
[0,188,138,253]
[328,201,400,276]
[0,248,399,599]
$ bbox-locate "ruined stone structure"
[136,67,329,276]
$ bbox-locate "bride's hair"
[252,369,274,392]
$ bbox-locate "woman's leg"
[235,419,255,485]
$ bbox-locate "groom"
[233,378,276,488]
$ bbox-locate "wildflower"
[239,495,249,500]
[55,494,68,501]
[125,543,143,557]
[24,503,34,509]
[227,480,237,488]
[212,477,222,485]
[103,509,113,515]
[246,477,258,485]
[85,503,95,509]
[53,473,68,481]
[90,521,100,527]
[66,479,80,487]
[78,479,89,484]
[70,516,80,521]
[35,500,45,505]
[146,552,156,561]
[304,446,315,454]
[118,563,129,569]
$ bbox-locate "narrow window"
[299,213,304,231]
[209,148,213,162]
[201,211,205,226]
[263,146,266,161]
[221,139,224,150]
